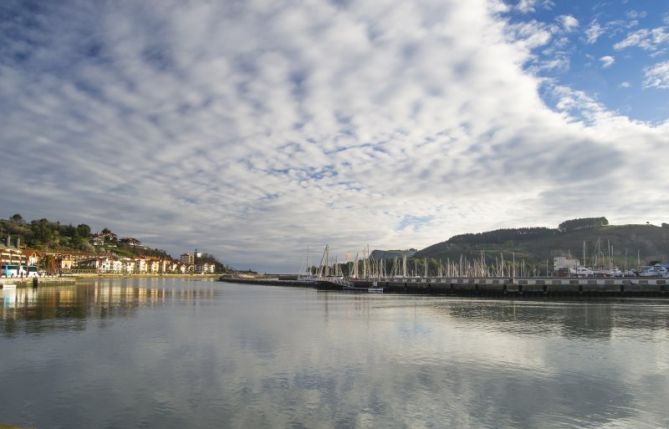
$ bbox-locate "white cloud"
[585,21,604,44]
[614,27,669,51]
[0,0,668,271]
[516,0,554,14]
[620,81,631,88]
[643,61,669,89]
[626,10,647,20]
[558,15,579,32]
[599,55,615,68]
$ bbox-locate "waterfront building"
[22,250,41,267]
[134,258,148,273]
[1,236,26,267]
[121,258,135,274]
[196,263,215,274]
[149,259,160,273]
[58,254,75,270]
[52,252,96,271]
[179,253,194,265]
[76,257,101,271]
[76,256,123,273]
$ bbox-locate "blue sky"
[1,0,669,272]
[508,0,669,122]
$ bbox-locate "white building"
[134,258,148,273]
[554,256,580,271]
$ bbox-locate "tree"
[558,217,608,232]
[10,214,24,224]
[30,218,53,245]
[76,224,91,238]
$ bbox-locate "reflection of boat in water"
[342,285,384,293]
[2,284,17,307]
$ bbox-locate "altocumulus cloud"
[1,0,668,272]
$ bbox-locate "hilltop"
[0,214,169,258]
[413,217,669,268]
[370,249,417,260]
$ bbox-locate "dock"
[0,276,76,288]
[220,276,669,297]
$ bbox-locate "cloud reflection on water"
[0,282,668,428]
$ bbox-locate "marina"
[222,242,669,297]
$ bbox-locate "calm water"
[1,279,668,428]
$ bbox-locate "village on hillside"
[1,230,217,278]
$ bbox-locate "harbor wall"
[357,277,667,296]
[221,277,669,297]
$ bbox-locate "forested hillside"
[415,218,669,268]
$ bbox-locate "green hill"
[414,217,669,270]
[0,213,169,259]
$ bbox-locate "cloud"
[585,21,604,44]
[515,0,554,14]
[625,10,647,20]
[614,27,669,51]
[558,15,579,32]
[620,81,631,88]
[643,61,669,89]
[599,55,615,68]
[0,0,668,271]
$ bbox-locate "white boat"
[638,265,668,277]
[569,266,594,277]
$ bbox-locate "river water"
[1,279,668,428]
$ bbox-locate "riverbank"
[63,273,220,279]
[0,276,75,287]
[0,273,220,288]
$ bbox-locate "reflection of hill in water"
[440,300,669,339]
[1,282,215,336]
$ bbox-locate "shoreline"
[0,273,220,288]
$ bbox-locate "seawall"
[220,277,669,297]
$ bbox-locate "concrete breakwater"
[219,278,333,288]
[221,277,669,297]
[357,277,668,296]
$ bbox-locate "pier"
[353,276,668,296]
[221,276,669,297]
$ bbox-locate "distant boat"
[569,266,594,277]
[638,265,669,278]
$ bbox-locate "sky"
[1,0,668,272]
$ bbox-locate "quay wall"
[222,277,669,297]
[358,277,668,296]
[0,273,220,288]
